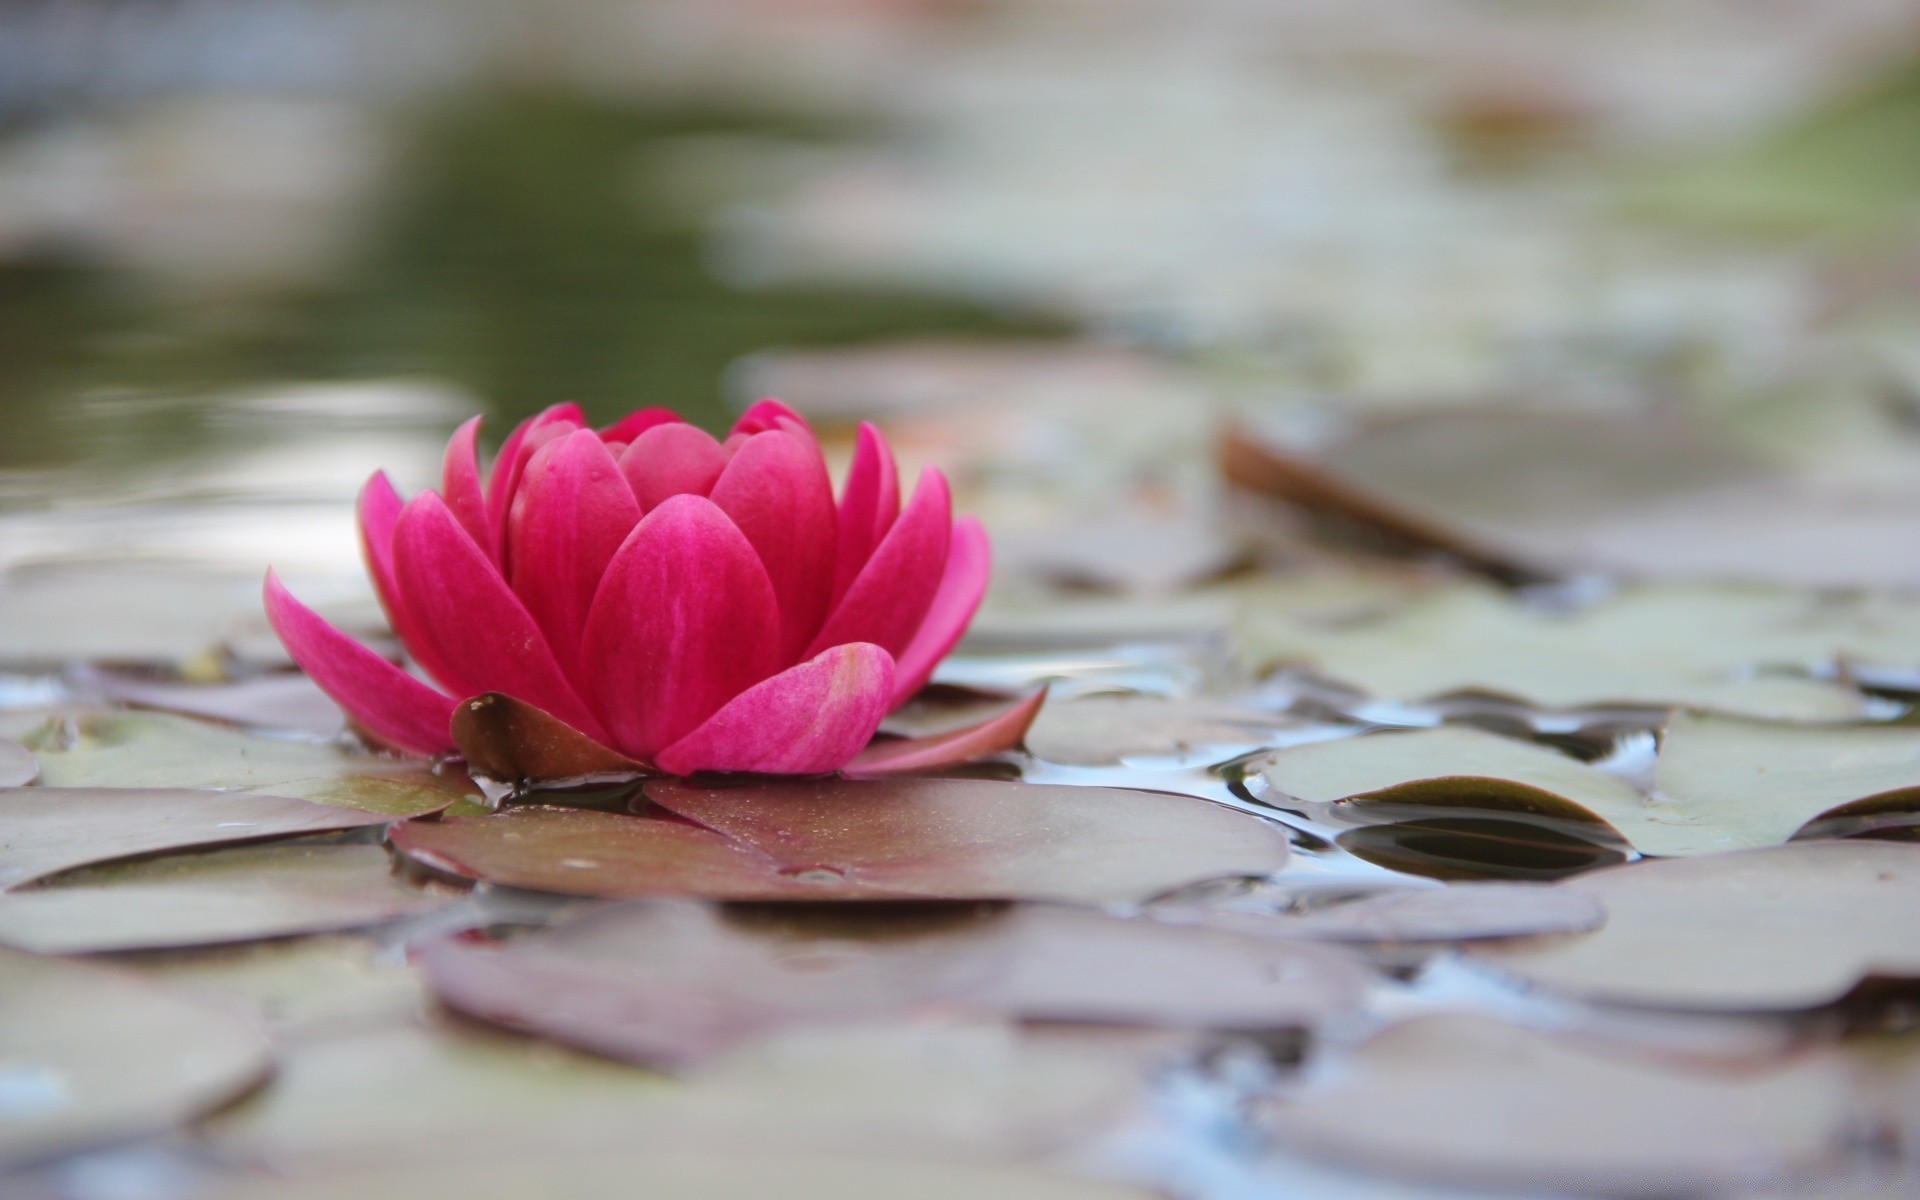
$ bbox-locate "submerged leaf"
[1468,841,1920,1011]
[0,787,391,891]
[24,711,468,817]
[0,946,273,1165]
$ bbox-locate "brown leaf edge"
[845,688,1048,777]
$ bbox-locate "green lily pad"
[1024,694,1298,765]
[204,1016,1171,1169]
[1467,842,1920,1011]
[80,666,345,737]
[1238,579,1920,720]
[0,842,450,953]
[1260,720,1920,858]
[1165,882,1605,944]
[1648,710,1920,856]
[418,901,1369,1071]
[23,711,469,817]
[0,738,36,787]
[1265,1014,1859,1195]
[0,787,392,891]
[395,779,1290,904]
[0,945,273,1165]
[204,1151,1161,1200]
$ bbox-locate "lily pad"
[1467,841,1920,1011]
[1024,694,1298,765]
[1168,882,1606,944]
[0,946,273,1164]
[77,666,345,737]
[0,787,392,891]
[205,1017,1169,1168]
[205,1151,1160,1200]
[0,738,36,786]
[1260,720,1920,858]
[0,843,449,954]
[417,901,1368,1071]
[1264,1014,1858,1195]
[647,777,1290,903]
[395,779,1289,904]
[1648,710,1920,856]
[1238,579,1920,720]
[23,711,469,817]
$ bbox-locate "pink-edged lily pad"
[416,900,1368,1072]
[0,787,394,891]
[390,778,1289,904]
[845,688,1046,777]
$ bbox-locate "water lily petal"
[709,430,837,661]
[655,643,895,776]
[731,398,812,439]
[619,423,730,510]
[507,429,641,670]
[441,416,492,556]
[486,403,586,547]
[263,570,456,756]
[580,495,782,758]
[846,688,1046,777]
[830,422,901,607]
[807,467,951,661]
[393,491,607,742]
[888,515,990,706]
[597,407,680,445]
[357,471,409,635]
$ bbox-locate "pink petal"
[441,416,492,556]
[845,688,1046,777]
[888,515,990,707]
[598,407,681,444]
[487,403,587,547]
[654,643,895,776]
[807,467,952,661]
[506,429,641,671]
[264,570,456,756]
[579,495,783,758]
[731,398,813,439]
[830,422,901,607]
[393,491,609,743]
[619,423,729,510]
[708,430,837,662]
[357,470,410,637]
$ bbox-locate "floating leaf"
[77,666,345,737]
[202,1150,1160,1200]
[1261,720,1920,858]
[648,777,1289,903]
[0,787,392,891]
[1239,579,1920,720]
[1264,1015,1858,1195]
[1468,841,1920,1011]
[204,1017,1167,1169]
[24,711,468,817]
[451,692,650,790]
[1025,694,1297,766]
[0,843,448,954]
[396,777,1289,904]
[1167,882,1605,944]
[0,946,272,1164]
[418,901,1368,1071]
[0,738,36,787]
[1647,710,1920,856]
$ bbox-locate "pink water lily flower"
[265,400,1023,777]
